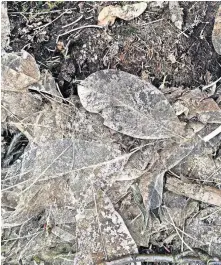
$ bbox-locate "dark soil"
[7,1,221,98]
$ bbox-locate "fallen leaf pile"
[2,4,221,264]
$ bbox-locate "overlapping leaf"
[78,70,184,140]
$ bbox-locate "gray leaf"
[74,189,137,265]
[78,70,183,139]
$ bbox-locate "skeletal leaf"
[3,139,150,226]
[212,5,221,55]
[2,178,75,228]
[74,189,138,265]
[78,70,183,140]
[98,2,147,26]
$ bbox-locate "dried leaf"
[78,70,183,140]
[166,176,221,206]
[2,51,40,92]
[31,69,61,97]
[2,178,74,228]
[184,206,221,257]
[1,91,42,122]
[174,88,221,124]
[212,5,221,55]
[1,2,10,50]
[1,51,43,125]
[169,1,183,30]
[140,139,195,212]
[98,2,147,26]
[74,189,137,264]
[3,138,150,226]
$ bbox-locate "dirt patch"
[7,1,221,95]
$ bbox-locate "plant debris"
[169,1,184,30]
[1,2,221,265]
[78,70,184,139]
[98,2,147,26]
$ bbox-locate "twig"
[34,10,68,31]
[164,206,194,252]
[202,76,221,91]
[203,125,221,142]
[102,253,220,265]
[140,18,164,26]
[56,24,103,42]
[8,8,77,15]
[62,15,83,28]
[166,176,221,206]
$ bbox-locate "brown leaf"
[173,88,221,124]
[2,51,40,92]
[98,2,147,26]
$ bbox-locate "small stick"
[102,253,220,265]
[56,24,103,42]
[166,176,221,206]
[35,10,68,31]
[202,76,221,91]
[140,18,164,26]
[203,125,221,142]
[62,15,83,28]
[8,8,77,15]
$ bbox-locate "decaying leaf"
[184,206,221,257]
[212,5,221,55]
[2,51,40,92]
[74,190,138,265]
[139,139,195,212]
[1,2,10,50]
[1,91,42,123]
[98,2,147,26]
[173,88,221,124]
[78,70,184,140]
[3,138,151,227]
[2,178,75,228]
[169,1,183,30]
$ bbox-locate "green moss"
[32,255,42,264]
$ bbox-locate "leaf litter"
[98,2,147,26]
[2,2,221,265]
